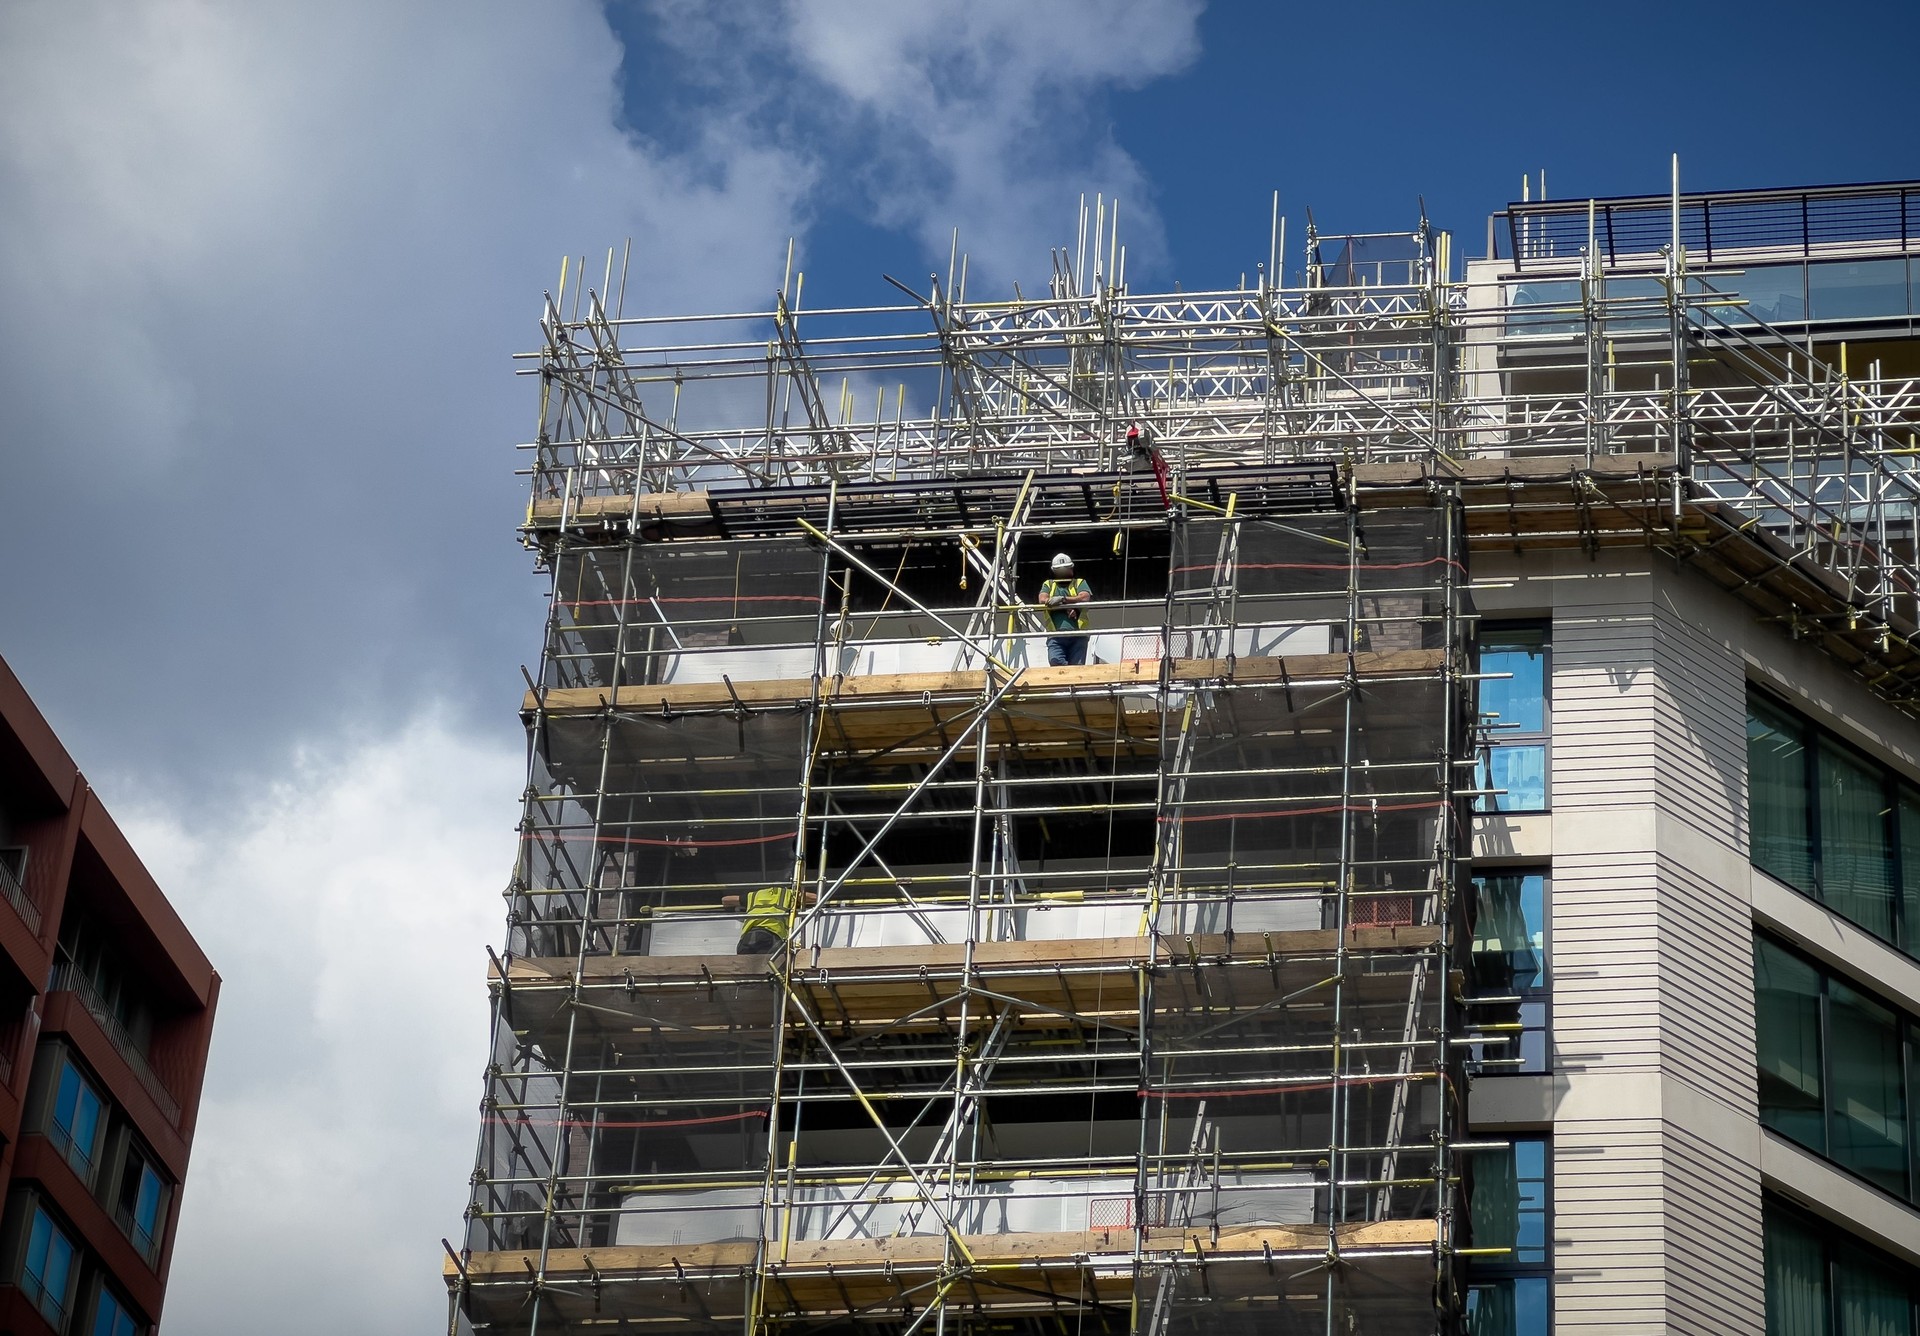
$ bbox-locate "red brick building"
[0,656,218,1334]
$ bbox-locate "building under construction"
[449,177,1920,1335]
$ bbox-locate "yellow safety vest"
[742,884,799,938]
[1041,578,1089,632]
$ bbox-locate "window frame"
[48,1049,107,1187]
[1464,1135,1552,1335]
[1748,687,1920,960]
[89,1280,144,1336]
[1469,868,1551,1075]
[1766,1193,1920,1335]
[20,1198,78,1330]
[1475,623,1551,815]
[1756,931,1920,1203]
[113,1137,170,1266]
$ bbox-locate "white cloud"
[116,709,522,1333]
[0,0,815,783]
[0,3,1205,1330]
[776,0,1203,288]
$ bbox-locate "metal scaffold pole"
[458,178,1920,1336]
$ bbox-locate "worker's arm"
[720,894,741,908]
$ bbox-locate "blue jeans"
[1047,635,1088,667]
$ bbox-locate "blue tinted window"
[1467,1276,1549,1336]
[1817,739,1896,940]
[1481,747,1547,813]
[116,1142,170,1264]
[1478,628,1548,813]
[1765,1197,1920,1336]
[1468,1138,1548,1263]
[1480,632,1546,734]
[1599,276,1667,332]
[93,1288,141,1336]
[1471,872,1548,1073]
[22,1204,75,1326]
[51,1057,104,1181]
[1466,1138,1551,1333]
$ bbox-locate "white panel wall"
[1478,547,1768,1333]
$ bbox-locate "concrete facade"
[1473,542,1920,1331]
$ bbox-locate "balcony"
[47,963,179,1127]
[0,848,40,935]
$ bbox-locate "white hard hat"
[1050,553,1074,575]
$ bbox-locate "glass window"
[1835,1241,1909,1336]
[1808,258,1910,323]
[1481,631,1546,734]
[1734,262,1810,326]
[1755,937,1826,1152]
[1467,1138,1548,1263]
[1466,1275,1549,1336]
[1465,1137,1550,1334]
[1765,1206,1830,1336]
[50,1055,105,1184]
[1504,279,1582,335]
[22,1202,76,1328]
[92,1286,142,1336]
[1471,872,1548,1073]
[1478,628,1549,813]
[1766,1196,1920,1335]
[1598,275,1668,333]
[1750,699,1815,892]
[1895,787,1920,958]
[1817,740,1896,939]
[1827,979,1908,1197]
[1748,692,1920,959]
[115,1144,169,1264]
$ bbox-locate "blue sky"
[0,2,1915,1332]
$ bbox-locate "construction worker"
[1039,553,1092,667]
[720,882,817,954]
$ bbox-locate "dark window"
[1816,740,1896,939]
[1750,697,1814,890]
[1470,871,1549,1073]
[1477,627,1549,813]
[1747,691,1920,960]
[114,1140,169,1265]
[1766,1195,1920,1335]
[1756,938,1825,1151]
[1827,980,1908,1197]
[1465,1137,1550,1335]
[1756,934,1920,1201]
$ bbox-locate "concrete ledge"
[1762,1130,1920,1267]
[1466,1074,1555,1130]
[1752,868,1920,1015]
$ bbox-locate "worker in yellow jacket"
[1040,553,1092,667]
[721,882,818,954]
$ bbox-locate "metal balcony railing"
[0,852,39,935]
[47,964,180,1127]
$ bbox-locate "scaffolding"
[452,182,1920,1336]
